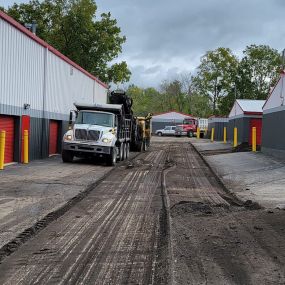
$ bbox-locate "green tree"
[4,0,130,84]
[219,45,282,115]
[192,47,239,114]
[237,45,282,100]
[160,79,186,112]
[126,85,163,116]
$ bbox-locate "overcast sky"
[2,0,285,88]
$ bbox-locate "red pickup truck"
[175,118,198,137]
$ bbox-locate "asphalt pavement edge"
[189,141,246,207]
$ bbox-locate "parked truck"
[175,117,208,138]
[61,90,151,166]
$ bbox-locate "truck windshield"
[76,111,114,127]
[183,119,195,125]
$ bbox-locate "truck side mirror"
[69,111,73,126]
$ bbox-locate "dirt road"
[164,138,285,285]
[0,138,284,285]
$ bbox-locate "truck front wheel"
[187,131,194,138]
[62,150,74,163]
[107,148,117,166]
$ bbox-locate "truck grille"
[88,130,100,141]
[75,129,88,140]
[75,129,100,141]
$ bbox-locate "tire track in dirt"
[0,146,168,285]
[166,141,285,285]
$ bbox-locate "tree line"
[127,45,282,117]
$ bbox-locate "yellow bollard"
[233,127,238,147]
[223,127,227,143]
[197,127,200,139]
[0,131,6,170]
[252,127,256,152]
[24,130,29,164]
[211,128,214,142]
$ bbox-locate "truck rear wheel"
[119,143,124,161]
[62,150,74,163]
[107,147,117,166]
[125,143,130,159]
[143,140,147,151]
[138,141,143,152]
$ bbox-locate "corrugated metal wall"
[228,117,249,144]
[46,52,95,119]
[0,15,108,161]
[0,17,108,120]
[262,111,285,152]
[0,19,44,116]
[208,122,228,141]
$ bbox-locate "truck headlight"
[102,138,112,143]
[64,134,72,141]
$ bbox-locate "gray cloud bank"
[2,0,285,87]
[96,0,285,87]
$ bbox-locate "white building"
[0,11,108,162]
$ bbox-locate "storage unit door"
[0,115,15,163]
[249,118,262,146]
[49,120,59,155]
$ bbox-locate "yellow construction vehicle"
[136,113,152,151]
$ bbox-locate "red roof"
[0,10,108,89]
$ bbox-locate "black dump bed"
[74,103,124,116]
[109,90,133,115]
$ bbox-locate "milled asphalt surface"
[0,137,284,284]
[0,156,113,249]
[0,141,167,285]
[191,138,285,209]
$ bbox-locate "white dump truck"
[62,90,151,166]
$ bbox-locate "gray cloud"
[95,0,285,87]
[2,0,285,87]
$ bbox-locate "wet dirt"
[165,141,285,285]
